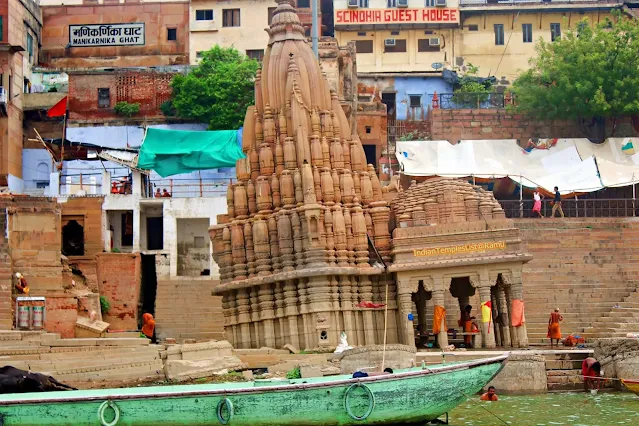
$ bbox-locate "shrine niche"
[210,0,393,351]
[389,178,532,349]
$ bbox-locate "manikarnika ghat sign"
[413,242,506,257]
[69,23,145,47]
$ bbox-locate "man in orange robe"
[141,313,156,343]
[460,305,475,347]
[547,308,563,347]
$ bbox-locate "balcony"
[190,20,219,32]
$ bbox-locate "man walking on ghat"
[547,308,563,347]
[550,186,564,218]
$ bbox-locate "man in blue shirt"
[551,186,564,218]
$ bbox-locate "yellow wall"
[336,9,616,80]
[455,11,613,82]
[336,29,452,74]
[189,0,277,64]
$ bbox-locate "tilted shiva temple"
[210,0,531,351]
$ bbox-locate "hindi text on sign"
[335,8,459,25]
[69,23,145,47]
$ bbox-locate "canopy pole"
[519,176,523,218]
[311,0,319,58]
[633,176,636,217]
[575,195,578,218]
[472,174,475,186]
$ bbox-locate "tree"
[452,63,494,108]
[114,101,140,118]
[170,46,259,130]
[511,11,639,142]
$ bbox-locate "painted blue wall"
[22,149,54,194]
[394,77,452,121]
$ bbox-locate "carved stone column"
[236,289,252,349]
[274,282,285,348]
[496,284,512,347]
[509,273,529,348]
[258,284,276,348]
[432,289,449,349]
[282,280,300,349]
[478,285,496,348]
[490,288,502,347]
[396,276,415,347]
[340,276,357,346]
[249,287,261,348]
[297,278,312,350]
[359,276,376,345]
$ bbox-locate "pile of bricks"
[517,218,639,344]
[154,277,224,343]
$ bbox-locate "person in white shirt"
[532,189,544,218]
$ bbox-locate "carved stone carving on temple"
[211,0,392,351]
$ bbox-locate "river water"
[445,392,639,425]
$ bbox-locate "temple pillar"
[298,279,313,350]
[236,289,252,349]
[478,284,496,349]
[282,280,300,350]
[509,273,528,348]
[490,288,502,347]
[258,284,276,348]
[359,277,376,345]
[249,287,261,348]
[340,276,357,345]
[432,289,449,349]
[308,276,334,348]
[396,276,415,347]
[496,284,512,347]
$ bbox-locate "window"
[359,0,369,6]
[384,39,406,53]
[297,0,310,7]
[98,88,110,108]
[468,25,478,32]
[577,21,588,35]
[390,31,400,36]
[418,39,440,52]
[357,31,367,36]
[494,24,504,46]
[522,24,532,43]
[424,30,434,35]
[26,33,33,61]
[425,0,436,5]
[167,28,177,41]
[195,10,214,21]
[409,95,422,108]
[223,9,241,27]
[305,27,311,37]
[387,0,397,7]
[0,17,3,42]
[268,7,276,24]
[246,49,265,62]
[365,126,372,134]
[550,23,561,41]
[196,51,204,59]
[355,40,373,54]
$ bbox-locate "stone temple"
[211,1,530,351]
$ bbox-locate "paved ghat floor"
[445,392,639,426]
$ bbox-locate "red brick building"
[68,68,177,122]
[41,2,189,69]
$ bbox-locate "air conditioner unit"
[429,37,441,46]
[398,0,409,7]
[348,0,359,8]
[435,0,447,7]
[385,39,396,46]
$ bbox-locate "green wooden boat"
[0,354,507,426]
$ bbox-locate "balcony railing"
[460,0,622,5]
[437,92,513,109]
[499,199,638,218]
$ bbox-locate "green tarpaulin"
[138,128,245,177]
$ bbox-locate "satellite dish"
[431,62,443,70]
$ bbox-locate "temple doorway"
[139,254,158,327]
[411,280,431,347]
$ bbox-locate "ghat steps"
[0,208,11,330]
[517,219,639,344]
[154,277,224,343]
[0,331,164,383]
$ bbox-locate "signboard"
[69,23,145,47]
[335,8,459,25]
[413,241,505,257]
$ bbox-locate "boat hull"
[0,355,506,425]
[621,379,639,396]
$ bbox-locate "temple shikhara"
[210,1,530,351]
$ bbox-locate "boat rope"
[97,400,120,426]
[216,398,234,425]
[344,383,375,421]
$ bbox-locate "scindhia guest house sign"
[69,23,145,47]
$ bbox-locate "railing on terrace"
[459,0,622,5]
[145,177,233,198]
[499,199,638,219]
[60,174,102,196]
[437,92,513,110]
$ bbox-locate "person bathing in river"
[480,386,498,401]
[547,308,563,347]
[582,357,603,392]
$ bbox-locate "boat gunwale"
[0,353,508,406]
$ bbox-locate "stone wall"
[96,253,141,330]
[60,197,104,257]
[430,109,639,144]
